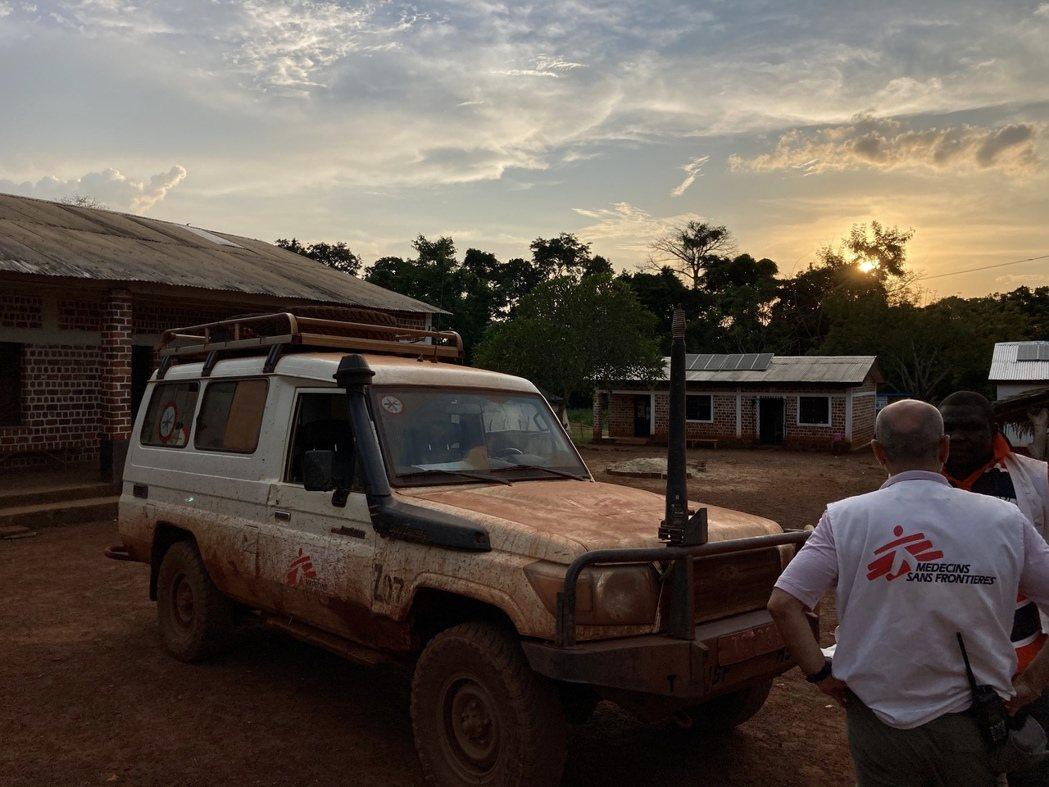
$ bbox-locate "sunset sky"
[1,0,1047,297]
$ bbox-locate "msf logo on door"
[866,525,944,582]
[285,548,318,588]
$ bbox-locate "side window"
[285,392,359,488]
[195,379,268,453]
[140,382,199,448]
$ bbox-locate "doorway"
[131,346,154,420]
[758,397,785,445]
[632,395,651,437]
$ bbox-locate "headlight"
[524,560,660,626]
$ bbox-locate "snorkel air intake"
[659,308,708,547]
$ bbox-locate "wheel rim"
[171,572,194,628]
[439,674,500,780]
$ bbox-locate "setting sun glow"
[857,260,878,273]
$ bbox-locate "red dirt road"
[0,446,883,785]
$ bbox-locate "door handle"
[274,510,291,522]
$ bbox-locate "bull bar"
[555,530,810,647]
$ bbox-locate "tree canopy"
[650,221,736,290]
[271,221,1045,405]
[474,275,663,415]
[276,237,362,276]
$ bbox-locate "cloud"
[0,165,187,212]
[574,202,701,256]
[221,1,418,93]
[496,55,587,78]
[1036,3,1049,18]
[994,273,1049,288]
[729,115,1041,175]
[670,154,709,197]
[20,0,420,95]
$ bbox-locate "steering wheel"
[495,447,524,458]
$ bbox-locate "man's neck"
[886,463,943,477]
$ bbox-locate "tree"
[650,221,735,289]
[582,254,614,278]
[617,266,694,351]
[61,194,107,209]
[474,275,663,419]
[276,237,362,276]
[364,237,496,360]
[695,254,779,353]
[819,221,914,280]
[530,233,593,278]
[769,221,914,355]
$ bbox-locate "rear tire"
[156,541,234,662]
[674,679,773,736]
[411,622,567,786]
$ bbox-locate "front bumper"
[522,609,816,701]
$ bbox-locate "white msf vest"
[829,476,1030,729]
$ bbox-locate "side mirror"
[303,450,335,492]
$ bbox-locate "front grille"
[693,548,781,623]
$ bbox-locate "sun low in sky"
[1,0,1047,297]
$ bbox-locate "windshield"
[371,387,589,485]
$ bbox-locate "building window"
[140,382,199,448]
[798,395,831,426]
[195,379,268,453]
[0,343,23,426]
[686,394,713,422]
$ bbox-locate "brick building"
[595,353,881,451]
[0,194,441,478]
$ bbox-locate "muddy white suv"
[110,311,808,785]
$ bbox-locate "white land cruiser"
[109,310,809,785]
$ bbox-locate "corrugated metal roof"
[653,354,879,384]
[989,342,1049,382]
[0,193,444,314]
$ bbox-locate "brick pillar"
[592,390,604,441]
[99,289,133,482]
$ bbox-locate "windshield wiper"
[399,468,511,486]
[493,464,588,481]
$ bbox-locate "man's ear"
[871,439,889,469]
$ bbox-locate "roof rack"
[156,312,462,378]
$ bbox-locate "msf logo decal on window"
[866,525,944,582]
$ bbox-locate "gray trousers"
[846,693,998,786]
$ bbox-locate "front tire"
[156,540,233,662]
[411,622,567,786]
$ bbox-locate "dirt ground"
[0,446,885,786]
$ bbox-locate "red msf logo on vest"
[867,525,944,582]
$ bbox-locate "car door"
[265,389,388,646]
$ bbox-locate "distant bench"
[686,438,719,450]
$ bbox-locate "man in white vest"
[941,390,1049,786]
[768,399,1049,784]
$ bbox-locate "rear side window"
[195,379,268,453]
[141,382,199,448]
